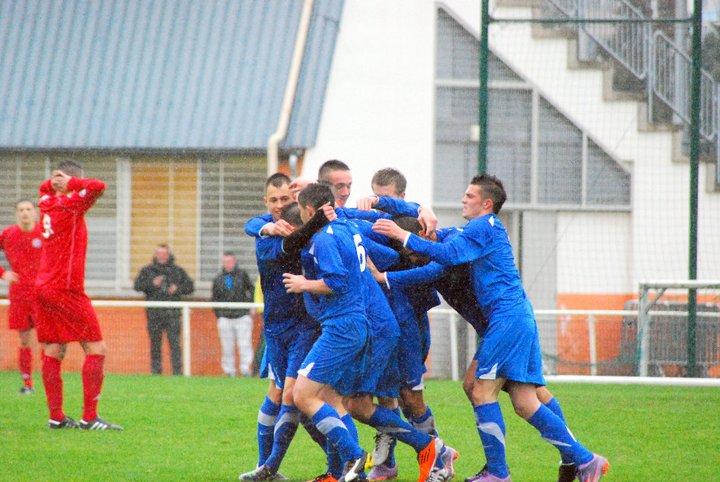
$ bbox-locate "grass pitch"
[2,371,719,481]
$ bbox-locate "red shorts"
[35,287,103,343]
[8,299,37,331]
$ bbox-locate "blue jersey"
[374,197,421,217]
[388,227,486,334]
[349,219,399,272]
[245,213,274,238]
[255,236,314,337]
[404,214,532,321]
[300,219,369,324]
[337,197,420,223]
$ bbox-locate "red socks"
[19,347,32,387]
[41,354,64,421]
[82,354,105,422]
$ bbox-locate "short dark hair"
[371,168,406,196]
[57,160,82,177]
[223,251,236,258]
[470,174,506,214]
[297,183,335,210]
[265,172,291,189]
[318,160,350,182]
[280,202,303,227]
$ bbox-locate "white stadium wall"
[304,0,437,205]
[306,0,720,303]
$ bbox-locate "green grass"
[2,371,719,481]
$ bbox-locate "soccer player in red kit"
[0,200,43,394]
[35,160,122,430]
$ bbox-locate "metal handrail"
[543,0,719,145]
[652,31,717,140]
[580,0,649,79]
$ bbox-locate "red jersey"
[35,177,105,291]
[0,223,43,301]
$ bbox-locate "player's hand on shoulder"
[263,220,296,237]
[373,218,406,240]
[418,206,438,239]
[356,196,378,211]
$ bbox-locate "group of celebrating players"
[1,159,609,481]
[238,161,610,482]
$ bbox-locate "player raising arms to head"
[35,160,122,431]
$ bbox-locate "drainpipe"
[267,0,314,175]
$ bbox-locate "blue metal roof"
[0,0,343,150]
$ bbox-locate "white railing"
[3,299,718,380]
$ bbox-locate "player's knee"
[462,378,474,401]
[345,396,373,423]
[267,383,282,405]
[400,389,426,416]
[281,387,295,406]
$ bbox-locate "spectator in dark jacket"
[134,244,194,375]
[211,252,255,377]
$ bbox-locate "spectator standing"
[0,200,43,394]
[211,252,255,377]
[134,244,194,376]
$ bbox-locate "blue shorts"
[266,322,320,389]
[397,315,427,391]
[259,346,270,379]
[474,313,545,386]
[357,327,400,398]
[298,315,369,396]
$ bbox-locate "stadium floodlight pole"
[477,0,489,175]
[687,0,702,378]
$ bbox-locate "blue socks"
[265,405,301,471]
[527,404,593,466]
[474,402,509,478]
[368,405,432,453]
[410,406,438,436]
[311,403,363,462]
[544,397,572,464]
[257,396,281,466]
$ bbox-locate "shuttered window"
[0,156,119,285]
[198,158,266,281]
[435,6,630,210]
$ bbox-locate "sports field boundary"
[546,374,720,387]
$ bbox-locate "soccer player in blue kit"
[377,223,580,482]
[241,174,328,481]
[373,174,609,482]
[283,184,458,482]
